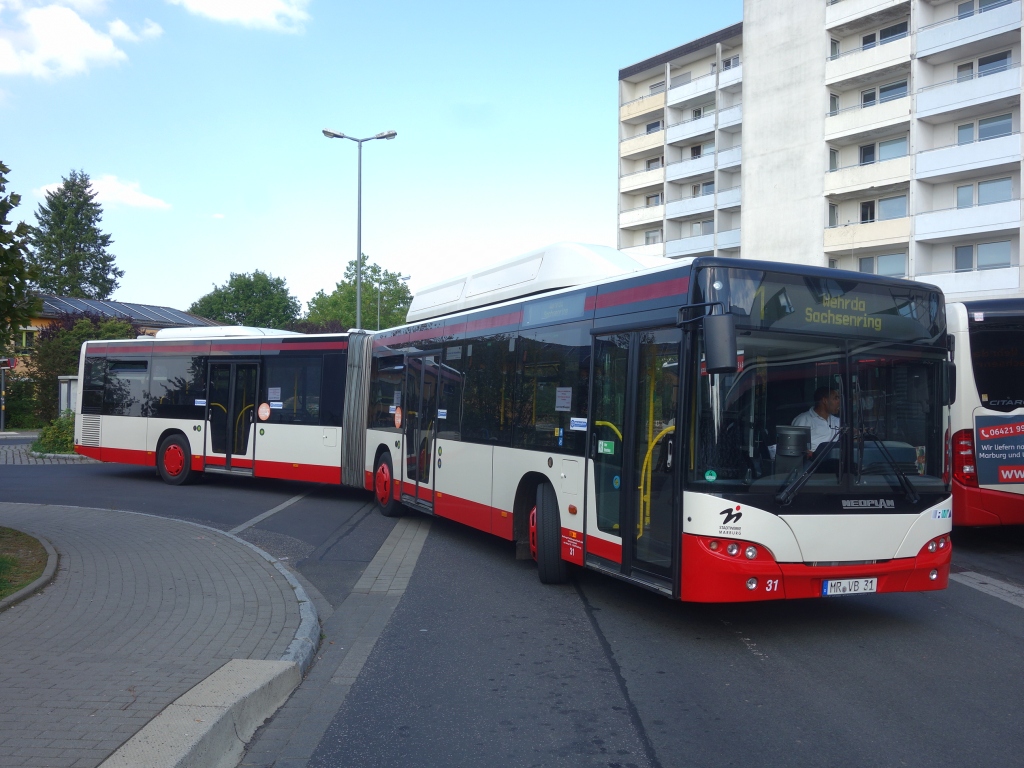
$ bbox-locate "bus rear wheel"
[534,482,568,584]
[158,434,195,486]
[374,453,403,517]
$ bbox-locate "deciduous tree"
[0,161,37,351]
[306,255,412,331]
[188,270,301,328]
[28,170,123,299]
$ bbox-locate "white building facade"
[617,0,1023,301]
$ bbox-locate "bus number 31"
[765,579,780,592]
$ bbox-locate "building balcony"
[718,145,742,169]
[666,232,715,258]
[718,185,742,210]
[918,1,1022,62]
[916,64,1021,122]
[918,266,1019,296]
[823,216,911,253]
[620,130,665,159]
[824,96,910,142]
[915,199,1021,243]
[666,194,715,220]
[667,72,717,108]
[916,132,1021,182]
[620,166,665,194]
[719,63,743,92]
[718,103,743,132]
[826,0,910,35]
[666,113,716,145]
[621,242,666,259]
[619,203,665,230]
[620,91,666,124]
[825,35,911,88]
[666,153,716,182]
[718,228,741,250]
[824,155,911,198]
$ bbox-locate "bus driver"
[792,386,840,452]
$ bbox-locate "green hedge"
[32,411,75,454]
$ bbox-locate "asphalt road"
[3,461,1022,767]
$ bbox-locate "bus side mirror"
[704,313,738,374]
[944,360,956,406]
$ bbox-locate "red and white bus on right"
[949,298,1024,526]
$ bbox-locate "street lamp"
[322,128,397,329]
[378,274,411,331]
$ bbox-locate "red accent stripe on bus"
[585,535,622,564]
[255,460,340,484]
[75,445,102,461]
[593,276,689,311]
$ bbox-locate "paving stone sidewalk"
[0,503,302,768]
[0,443,98,465]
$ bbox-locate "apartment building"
[617,0,1023,301]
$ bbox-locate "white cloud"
[166,0,309,32]
[212,213,225,219]
[108,18,162,42]
[0,3,125,78]
[35,175,171,209]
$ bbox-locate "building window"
[859,256,875,273]
[830,39,840,60]
[829,148,839,171]
[829,259,839,269]
[691,181,714,198]
[978,177,1012,205]
[646,193,662,207]
[957,62,974,82]
[829,93,840,115]
[859,144,876,165]
[955,245,975,271]
[879,21,908,44]
[978,240,1012,269]
[979,113,1012,140]
[645,229,663,245]
[878,136,908,160]
[649,81,666,95]
[958,1,975,19]
[646,121,662,134]
[862,88,877,108]
[879,79,908,102]
[645,156,663,171]
[690,219,713,237]
[879,194,907,220]
[861,201,875,223]
[858,254,906,276]
[862,32,877,51]
[957,184,974,209]
[978,51,1011,77]
[958,123,975,145]
[828,204,839,228]
[722,55,740,70]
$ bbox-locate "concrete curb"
[0,533,58,613]
[28,450,98,460]
[99,659,301,768]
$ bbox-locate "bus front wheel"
[158,434,195,486]
[534,482,568,584]
[374,453,403,517]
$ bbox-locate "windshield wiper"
[857,432,920,504]
[775,425,847,506]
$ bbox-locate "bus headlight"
[929,570,938,581]
[746,577,758,590]
[927,541,937,553]
[744,546,757,560]
[726,542,740,556]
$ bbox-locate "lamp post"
[322,128,397,329]
[378,274,411,330]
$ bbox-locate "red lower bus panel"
[364,470,374,491]
[679,533,951,603]
[561,527,584,565]
[586,535,622,564]
[953,479,1024,526]
[75,445,154,467]
[255,460,340,485]
[434,491,492,535]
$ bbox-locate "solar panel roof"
[38,295,217,328]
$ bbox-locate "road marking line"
[951,571,1024,610]
[230,491,311,534]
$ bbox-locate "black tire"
[373,452,404,518]
[536,482,568,584]
[157,434,195,486]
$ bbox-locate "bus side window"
[82,357,107,414]
[462,335,515,445]
[320,353,347,427]
[369,354,404,430]
[437,344,464,441]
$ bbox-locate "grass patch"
[0,527,48,601]
[32,410,75,455]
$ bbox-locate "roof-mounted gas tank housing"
[405,242,664,323]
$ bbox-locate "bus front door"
[587,328,680,593]
[205,361,259,474]
[402,353,439,508]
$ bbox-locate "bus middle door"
[402,352,440,509]
[205,360,259,474]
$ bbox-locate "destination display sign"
[695,267,944,343]
[975,413,1024,485]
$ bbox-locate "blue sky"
[1,0,742,314]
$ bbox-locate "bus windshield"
[967,315,1024,411]
[689,331,948,510]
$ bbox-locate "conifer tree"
[29,170,123,299]
[0,160,37,351]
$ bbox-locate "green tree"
[0,161,38,351]
[188,270,301,328]
[28,170,123,299]
[306,255,412,331]
[28,315,136,422]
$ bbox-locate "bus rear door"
[205,360,259,474]
[587,328,681,594]
[402,352,440,509]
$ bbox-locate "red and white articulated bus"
[76,244,954,602]
[363,247,954,602]
[947,298,1024,526]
